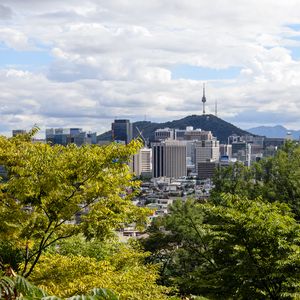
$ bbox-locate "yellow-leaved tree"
[29,242,172,300]
[0,129,148,278]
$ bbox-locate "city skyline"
[1,1,300,136]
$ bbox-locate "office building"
[112,119,132,144]
[197,162,218,179]
[231,142,247,157]
[175,127,213,141]
[12,129,27,137]
[194,140,220,172]
[263,137,285,148]
[154,128,174,141]
[220,144,232,158]
[184,129,213,141]
[46,128,97,146]
[133,147,152,177]
[152,140,186,178]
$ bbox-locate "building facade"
[154,128,174,141]
[111,119,133,144]
[133,147,152,177]
[194,139,220,172]
[46,128,97,146]
[152,140,186,178]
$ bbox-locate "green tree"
[143,197,300,299]
[212,141,300,217]
[254,141,300,217]
[142,199,214,295]
[212,162,254,198]
[0,132,147,277]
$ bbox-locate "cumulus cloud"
[1,0,300,136]
[0,4,13,19]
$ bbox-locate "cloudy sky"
[1,0,300,136]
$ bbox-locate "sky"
[1,0,300,137]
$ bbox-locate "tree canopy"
[142,196,300,299]
[0,132,147,277]
[29,240,171,300]
[212,141,300,218]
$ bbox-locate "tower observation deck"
[202,83,206,115]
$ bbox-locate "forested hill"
[98,114,252,144]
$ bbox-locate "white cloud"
[0,28,31,50]
[1,0,300,135]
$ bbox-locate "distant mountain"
[98,114,251,144]
[248,125,300,139]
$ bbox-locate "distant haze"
[248,125,300,139]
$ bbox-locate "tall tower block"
[202,83,207,115]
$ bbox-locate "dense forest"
[0,131,299,299]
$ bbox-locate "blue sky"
[170,65,241,80]
[0,46,52,69]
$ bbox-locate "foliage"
[211,162,254,199]
[29,243,171,300]
[46,234,119,261]
[142,197,300,299]
[0,272,118,300]
[0,241,24,272]
[0,272,48,300]
[254,141,300,217]
[0,133,148,277]
[212,141,300,218]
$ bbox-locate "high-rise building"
[220,144,232,158]
[174,127,213,141]
[46,128,97,146]
[185,129,213,141]
[154,128,174,141]
[231,142,247,158]
[132,147,152,177]
[12,129,27,137]
[152,140,186,178]
[194,139,220,172]
[112,119,133,144]
[197,162,218,179]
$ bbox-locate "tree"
[29,244,172,300]
[202,195,300,299]
[0,132,147,277]
[254,141,300,217]
[212,141,300,218]
[0,272,48,300]
[142,199,214,295]
[142,197,300,299]
[212,162,254,198]
[0,271,118,300]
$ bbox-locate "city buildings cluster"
[111,119,289,181]
[11,117,292,240]
[12,118,289,181]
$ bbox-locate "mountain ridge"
[248,125,300,139]
[98,114,252,144]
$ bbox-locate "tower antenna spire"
[201,83,207,115]
[215,100,218,117]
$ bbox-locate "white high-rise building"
[133,147,152,176]
[175,127,213,141]
[154,128,174,141]
[152,140,186,178]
